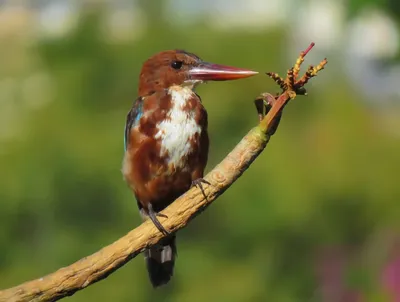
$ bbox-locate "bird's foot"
[147,203,169,236]
[191,178,211,200]
[156,212,168,219]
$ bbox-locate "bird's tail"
[144,235,177,287]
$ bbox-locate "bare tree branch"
[0,43,327,302]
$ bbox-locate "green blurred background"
[1,1,400,301]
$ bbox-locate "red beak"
[189,62,258,81]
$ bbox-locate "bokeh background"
[1,0,400,301]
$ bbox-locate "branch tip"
[258,42,327,133]
[302,42,315,57]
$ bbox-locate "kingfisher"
[122,50,258,287]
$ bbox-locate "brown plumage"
[123,50,257,287]
[123,89,209,213]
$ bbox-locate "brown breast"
[123,87,208,212]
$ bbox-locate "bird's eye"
[171,61,183,70]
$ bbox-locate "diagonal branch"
[0,43,327,302]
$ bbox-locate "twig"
[0,43,327,302]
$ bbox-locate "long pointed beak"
[189,62,258,81]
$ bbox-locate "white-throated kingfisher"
[122,50,257,287]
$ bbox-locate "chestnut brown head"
[138,50,258,96]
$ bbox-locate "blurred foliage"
[1,3,400,302]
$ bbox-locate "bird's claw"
[191,178,210,200]
[147,203,170,236]
[156,212,168,219]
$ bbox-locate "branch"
[0,43,327,302]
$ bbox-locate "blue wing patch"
[124,97,144,151]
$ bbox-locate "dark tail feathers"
[144,235,176,287]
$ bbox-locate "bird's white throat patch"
[154,86,202,169]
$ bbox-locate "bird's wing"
[124,96,144,151]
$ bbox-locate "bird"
[122,49,258,287]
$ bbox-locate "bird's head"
[138,50,258,96]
